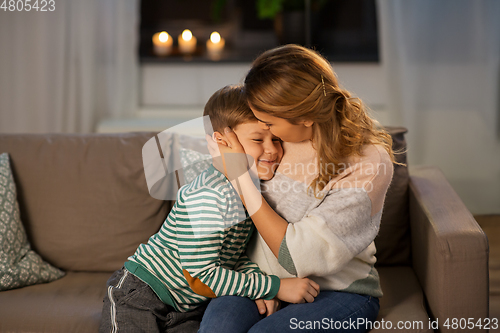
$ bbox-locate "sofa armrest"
[409,166,489,332]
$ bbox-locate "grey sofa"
[0,127,489,332]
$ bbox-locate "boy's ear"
[213,131,229,146]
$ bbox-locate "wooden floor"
[475,215,500,332]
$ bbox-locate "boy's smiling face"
[215,121,283,180]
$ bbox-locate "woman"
[200,44,396,333]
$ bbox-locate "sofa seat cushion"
[0,271,110,333]
[373,266,432,333]
[0,268,430,333]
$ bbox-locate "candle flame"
[210,32,221,44]
[182,29,193,42]
[159,32,169,43]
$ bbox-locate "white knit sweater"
[247,140,394,297]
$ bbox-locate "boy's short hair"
[203,85,257,135]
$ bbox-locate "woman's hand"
[276,278,320,304]
[205,127,253,183]
[255,298,281,317]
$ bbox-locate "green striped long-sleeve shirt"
[126,165,280,312]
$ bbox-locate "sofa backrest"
[0,132,170,272]
[0,128,410,273]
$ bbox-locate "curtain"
[0,0,139,133]
[377,0,500,214]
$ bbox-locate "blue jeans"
[198,291,379,333]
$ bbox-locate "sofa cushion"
[375,126,411,266]
[374,266,432,333]
[0,271,109,332]
[179,148,212,184]
[0,133,171,272]
[0,153,65,291]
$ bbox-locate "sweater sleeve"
[176,187,280,300]
[279,187,375,278]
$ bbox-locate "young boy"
[99,85,316,333]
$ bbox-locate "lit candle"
[152,31,173,56]
[178,29,197,55]
[206,31,225,60]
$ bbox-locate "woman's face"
[232,121,283,181]
[251,109,314,143]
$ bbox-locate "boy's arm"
[233,253,264,275]
[176,187,280,300]
[233,226,265,275]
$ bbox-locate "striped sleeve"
[176,186,280,300]
[233,254,264,275]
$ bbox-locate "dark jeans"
[199,291,380,333]
[99,267,205,333]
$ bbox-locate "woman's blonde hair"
[244,44,399,195]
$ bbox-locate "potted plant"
[256,0,306,19]
[212,0,327,46]
[260,0,307,45]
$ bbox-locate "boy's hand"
[277,278,320,304]
[255,298,281,317]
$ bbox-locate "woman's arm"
[207,130,288,258]
[231,173,288,259]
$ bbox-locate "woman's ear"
[212,131,229,146]
[301,120,314,128]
